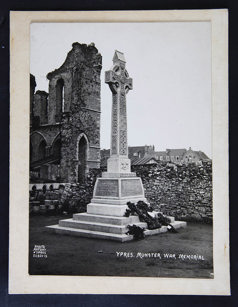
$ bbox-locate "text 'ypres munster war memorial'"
[29,42,212,242]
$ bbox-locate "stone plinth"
[91,177,146,206]
[84,174,147,219]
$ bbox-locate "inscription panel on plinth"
[121,179,143,197]
[95,179,119,197]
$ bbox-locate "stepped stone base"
[46,175,187,242]
[47,211,187,242]
[47,224,134,242]
[87,203,131,216]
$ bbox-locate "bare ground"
[29,214,213,278]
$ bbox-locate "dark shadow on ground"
[29,214,213,278]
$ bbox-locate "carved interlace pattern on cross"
[120,130,127,155]
[105,57,132,156]
[111,95,118,155]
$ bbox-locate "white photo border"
[9,10,229,295]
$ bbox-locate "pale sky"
[31,22,211,158]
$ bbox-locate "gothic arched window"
[55,78,64,122]
[38,140,46,160]
[52,138,61,160]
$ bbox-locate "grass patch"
[29,214,213,278]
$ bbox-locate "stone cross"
[105,51,133,158]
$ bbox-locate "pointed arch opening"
[77,134,88,183]
[55,78,64,122]
[52,138,61,160]
[38,140,47,161]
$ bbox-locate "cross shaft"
[105,51,133,159]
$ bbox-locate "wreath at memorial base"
[126,225,145,240]
[125,201,172,232]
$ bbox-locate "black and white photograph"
[9,10,229,295]
[29,21,213,278]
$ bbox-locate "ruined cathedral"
[30,43,102,183]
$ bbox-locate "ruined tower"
[30,43,102,183]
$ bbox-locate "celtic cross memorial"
[105,51,133,174]
[47,50,187,242]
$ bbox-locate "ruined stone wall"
[30,74,36,126]
[46,43,102,182]
[30,43,102,183]
[34,91,48,125]
[31,126,60,149]
[47,71,72,124]
[30,125,61,170]
[67,43,101,175]
[132,162,213,223]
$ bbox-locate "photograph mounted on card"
[9,10,229,294]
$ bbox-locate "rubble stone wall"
[68,162,213,223]
[30,162,212,223]
[132,162,213,223]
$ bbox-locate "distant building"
[128,145,155,159]
[181,147,211,164]
[155,147,211,165]
[154,149,187,163]
[100,145,157,168]
[101,145,211,168]
[130,156,158,166]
